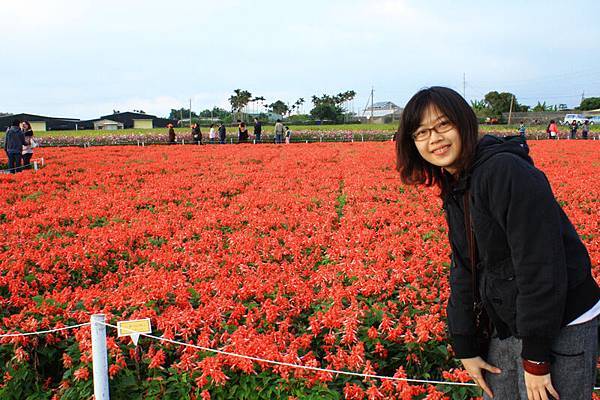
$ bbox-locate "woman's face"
[413,105,462,175]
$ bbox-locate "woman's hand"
[524,371,559,400]
[460,356,501,398]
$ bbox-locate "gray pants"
[484,317,598,400]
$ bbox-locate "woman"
[285,126,292,144]
[21,121,35,168]
[218,123,226,144]
[395,87,600,399]
[547,120,559,140]
[209,124,216,144]
[191,123,202,144]
[582,120,590,140]
[238,122,249,143]
[570,120,578,140]
[167,124,176,144]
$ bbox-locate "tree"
[309,90,356,122]
[580,97,600,111]
[251,96,266,115]
[310,103,344,122]
[532,101,551,112]
[169,108,199,120]
[294,98,305,114]
[470,99,487,113]
[269,100,289,116]
[199,107,231,120]
[483,91,528,116]
[229,89,253,120]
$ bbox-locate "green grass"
[32,122,600,139]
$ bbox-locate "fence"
[2,314,599,398]
[0,157,45,174]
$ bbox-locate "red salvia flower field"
[0,141,599,399]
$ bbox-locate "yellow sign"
[117,318,152,337]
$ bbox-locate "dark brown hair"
[395,86,479,195]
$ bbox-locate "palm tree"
[252,96,266,116]
[229,89,253,121]
[294,98,305,114]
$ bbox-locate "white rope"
[98,321,476,387]
[0,322,90,338]
[2,320,598,391]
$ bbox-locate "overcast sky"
[2,0,600,119]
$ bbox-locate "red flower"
[73,367,90,381]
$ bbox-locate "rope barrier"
[98,321,476,388]
[0,322,90,338]
[2,319,600,391]
[0,157,45,173]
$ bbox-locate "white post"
[182,139,185,145]
[34,161,38,171]
[41,158,45,166]
[91,314,110,400]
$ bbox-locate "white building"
[93,119,124,130]
[363,101,403,123]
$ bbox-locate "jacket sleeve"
[479,153,568,362]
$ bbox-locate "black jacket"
[444,135,600,362]
[4,126,25,154]
[192,126,201,141]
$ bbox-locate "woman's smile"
[431,144,451,155]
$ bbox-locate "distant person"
[582,120,590,140]
[570,120,578,139]
[191,123,202,144]
[253,118,262,143]
[218,123,227,144]
[209,124,216,144]
[285,126,292,144]
[274,119,285,144]
[167,124,176,144]
[239,122,249,143]
[21,121,35,168]
[4,119,25,173]
[518,121,526,139]
[547,120,558,139]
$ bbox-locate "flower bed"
[0,141,598,399]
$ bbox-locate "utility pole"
[582,91,585,103]
[508,95,514,125]
[370,86,374,123]
[189,98,192,127]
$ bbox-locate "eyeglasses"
[412,119,454,141]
